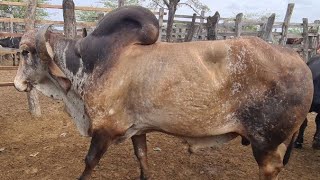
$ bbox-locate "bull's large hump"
[78,6,159,74]
[91,6,159,45]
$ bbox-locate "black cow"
[294,55,320,149]
[0,37,21,49]
[0,37,22,65]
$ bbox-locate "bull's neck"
[51,37,88,97]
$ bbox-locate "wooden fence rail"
[0,82,14,87]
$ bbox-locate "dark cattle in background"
[0,37,21,49]
[286,38,303,45]
[13,6,313,180]
[295,55,320,149]
[0,37,21,65]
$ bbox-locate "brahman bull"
[13,6,313,180]
[294,55,320,149]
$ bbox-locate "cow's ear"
[48,61,71,93]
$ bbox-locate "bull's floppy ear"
[36,25,54,62]
[48,61,71,93]
[45,42,54,59]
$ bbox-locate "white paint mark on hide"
[62,42,68,67]
[109,109,115,115]
[119,79,124,86]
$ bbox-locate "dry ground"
[1,61,320,180]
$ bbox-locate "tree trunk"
[184,13,197,42]
[118,0,125,7]
[63,0,76,39]
[25,0,37,31]
[165,0,179,42]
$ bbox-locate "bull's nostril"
[13,80,29,92]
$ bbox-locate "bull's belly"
[138,109,241,137]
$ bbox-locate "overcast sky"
[48,0,319,23]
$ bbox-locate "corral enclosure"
[1,1,320,180]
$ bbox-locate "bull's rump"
[90,37,313,140]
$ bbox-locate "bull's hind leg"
[132,134,150,180]
[251,134,295,180]
[79,130,111,180]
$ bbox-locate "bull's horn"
[35,24,53,62]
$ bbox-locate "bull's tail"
[283,132,297,165]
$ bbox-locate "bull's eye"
[22,50,29,56]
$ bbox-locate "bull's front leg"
[132,134,150,180]
[79,129,111,180]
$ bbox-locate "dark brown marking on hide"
[78,6,159,75]
[236,79,304,151]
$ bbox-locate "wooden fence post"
[279,3,295,45]
[184,13,197,42]
[9,14,13,33]
[25,0,41,117]
[63,0,76,39]
[206,11,220,40]
[308,20,319,57]
[302,18,309,62]
[197,10,205,39]
[316,20,320,54]
[158,8,164,41]
[261,13,276,42]
[97,12,104,24]
[235,13,243,37]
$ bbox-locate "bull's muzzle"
[14,78,31,92]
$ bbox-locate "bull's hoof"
[312,141,320,150]
[294,142,303,149]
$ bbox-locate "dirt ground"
[1,61,320,180]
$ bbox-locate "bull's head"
[14,25,71,94]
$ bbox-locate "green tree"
[242,13,272,31]
[0,0,49,20]
[148,0,209,42]
[288,27,302,34]
[76,0,145,22]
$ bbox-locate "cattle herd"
[0,5,318,180]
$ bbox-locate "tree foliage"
[242,13,273,31]
[147,0,209,42]
[100,0,144,9]
[148,0,209,14]
[76,0,145,22]
[0,0,49,20]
